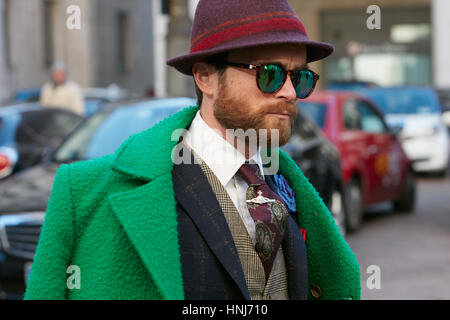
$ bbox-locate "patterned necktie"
[236,164,289,279]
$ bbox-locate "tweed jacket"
[24,105,360,300]
[175,148,296,299]
[198,158,291,299]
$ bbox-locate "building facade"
[288,0,450,89]
[0,0,155,104]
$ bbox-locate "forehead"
[227,44,306,66]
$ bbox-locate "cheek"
[225,70,261,100]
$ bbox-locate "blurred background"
[0,0,449,300]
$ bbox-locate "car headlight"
[443,111,450,126]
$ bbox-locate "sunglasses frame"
[222,62,320,99]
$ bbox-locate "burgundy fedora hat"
[166,0,334,75]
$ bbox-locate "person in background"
[40,62,85,116]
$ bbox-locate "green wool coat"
[24,105,361,300]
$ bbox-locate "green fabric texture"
[24,105,360,300]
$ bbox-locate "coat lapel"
[109,173,183,299]
[108,106,199,300]
[172,149,250,299]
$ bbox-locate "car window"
[16,110,82,149]
[343,99,362,130]
[357,100,388,134]
[0,113,22,145]
[297,101,328,128]
[361,89,441,114]
[46,110,82,138]
[85,98,108,117]
[54,105,183,162]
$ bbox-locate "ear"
[192,62,220,98]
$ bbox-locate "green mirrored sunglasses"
[223,62,319,99]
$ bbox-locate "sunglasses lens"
[258,64,284,93]
[294,70,316,99]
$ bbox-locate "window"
[298,101,328,129]
[43,0,55,68]
[343,100,361,130]
[3,0,11,69]
[17,110,82,150]
[357,101,387,134]
[391,24,430,44]
[344,99,387,133]
[363,89,440,115]
[117,12,131,74]
[161,0,170,14]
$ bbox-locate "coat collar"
[111,105,200,180]
[108,106,199,300]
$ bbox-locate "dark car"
[282,108,345,235]
[0,103,83,180]
[0,97,344,298]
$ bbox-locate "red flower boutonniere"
[300,227,307,242]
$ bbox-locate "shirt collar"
[182,110,265,186]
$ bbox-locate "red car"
[298,91,416,232]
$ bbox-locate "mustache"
[260,100,298,118]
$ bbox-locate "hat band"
[191,11,300,48]
[190,17,307,54]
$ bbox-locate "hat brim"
[166,33,334,76]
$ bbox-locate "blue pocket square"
[270,173,297,213]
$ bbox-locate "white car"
[361,87,450,176]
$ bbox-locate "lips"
[267,110,295,119]
[267,113,290,119]
[269,112,290,116]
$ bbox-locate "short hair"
[51,61,68,72]
[193,52,229,106]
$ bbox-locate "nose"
[275,73,297,101]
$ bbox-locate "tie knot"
[237,164,265,185]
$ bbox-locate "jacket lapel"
[109,173,183,299]
[108,106,199,300]
[172,149,250,299]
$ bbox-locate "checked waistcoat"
[194,154,289,300]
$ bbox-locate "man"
[25,0,360,300]
[40,62,85,116]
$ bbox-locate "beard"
[213,79,298,149]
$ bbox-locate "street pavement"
[346,169,450,300]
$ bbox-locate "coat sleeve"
[24,164,75,300]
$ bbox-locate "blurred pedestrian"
[40,62,85,116]
[25,0,360,300]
